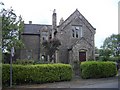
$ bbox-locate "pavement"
[79,81,118,88]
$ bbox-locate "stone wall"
[20,34,40,61]
[57,9,95,63]
[20,9,96,63]
[72,39,94,62]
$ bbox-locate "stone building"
[20,9,96,64]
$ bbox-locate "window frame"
[72,25,83,38]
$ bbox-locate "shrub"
[80,61,117,79]
[99,56,109,61]
[109,57,120,62]
[13,59,35,65]
[2,63,72,86]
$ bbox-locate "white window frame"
[72,25,83,38]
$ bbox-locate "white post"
[55,50,58,63]
[10,47,14,88]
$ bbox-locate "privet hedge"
[2,64,72,86]
[80,61,117,79]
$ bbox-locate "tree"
[1,3,24,62]
[101,34,120,57]
[42,38,61,62]
[95,47,99,54]
[99,48,112,61]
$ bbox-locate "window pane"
[76,31,78,38]
[75,26,79,30]
[72,25,82,38]
[72,29,74,37]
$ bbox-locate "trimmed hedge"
[80,61,117,79]
[13,59,35,65]
[2,63,72,86]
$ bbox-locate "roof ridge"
[58,9,79,27]
[24,24,52,26]
[58,9,95,30]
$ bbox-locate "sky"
[1,0,119,48]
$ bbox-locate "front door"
[79,52,86,62]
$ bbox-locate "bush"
[109,57,120,62]
[2,63,72,86]
[99,56,109,61]
[80,61,117,79]
[13,59,35,65]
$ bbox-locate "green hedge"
[13,59,35,65]
[80,61,117,79]
[2,64,72,86]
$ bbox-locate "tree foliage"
[95,47,99,54]
[101,34,120,57]
[1,3,24,53]
[98,49,112,61]
[42,38,61,62]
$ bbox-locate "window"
[41,37,45,42]
[76,30,78,38]
[49,34,52,39]
[75,26,79,30]
[43,37,45,41]
[72,26,83,38]
[75,26,79,38]
[72,29,75,37]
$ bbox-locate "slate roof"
[23,24,52,34]
[23,9,95,34]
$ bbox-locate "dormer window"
[41,31,48,41]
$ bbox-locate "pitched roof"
[23,24,52,34]
[58,9,96,31]
[23,9,95,34]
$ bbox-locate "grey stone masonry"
[57,9,96,63]
[20,9,96,64]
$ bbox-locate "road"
[13,76,118,88]
[4,70,120,89]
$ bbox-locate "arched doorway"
[79,49,86,62]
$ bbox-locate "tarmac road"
[13,76,118,88]
[4,70,120,89]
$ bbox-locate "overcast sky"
[1,0,119,48]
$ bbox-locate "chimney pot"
[29,21,32,24]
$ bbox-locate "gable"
[71,37,93,52]
[74,37,92,47]
[58,9,96,34]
